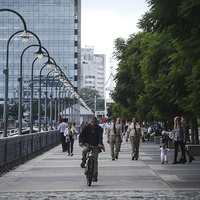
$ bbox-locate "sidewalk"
[0,137,200,199]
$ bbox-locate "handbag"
[65,136,69,143]
[73,131,78,140]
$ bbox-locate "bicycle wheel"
[86,157,94,186]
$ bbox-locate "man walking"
[126,117,141,160]
[57,118,68,152]
[107,116,123,160]
[181,115,195,163]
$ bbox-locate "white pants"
[160,153,167,162]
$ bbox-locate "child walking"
[158,143,170,164]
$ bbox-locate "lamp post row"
[1,8,91,137]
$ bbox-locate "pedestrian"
[158,143,169,164]
[161,130,171,147]
[117,117,124,152]
[141,125,147,142]
[153,122,161,136]
[171,116,186,164]
[79,116,104,182]
[126,117,141,160]
[72,122,78,140]
[57,118,68,152]
[64,122,78,156]
[106,116,123,160]
[181,115,195,163]
[147,125,153,141]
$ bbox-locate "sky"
[81,0,150,80]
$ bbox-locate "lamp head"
[18,31,32,42]
[35,47,46,59]
[44,58,53,68]
[53,68,60,75]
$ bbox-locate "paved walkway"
[0,136,200,199]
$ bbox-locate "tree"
[10,104,19,120]
[142,0,200,143]
[80,88,104,113]
[111,0,200,143]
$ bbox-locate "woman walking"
[171,116,186,164]
[64,122,78,156]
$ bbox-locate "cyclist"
[79,116,104,182]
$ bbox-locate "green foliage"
[80,88,104,112]
[111,0,200,143]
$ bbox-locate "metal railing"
[0,130,60,175]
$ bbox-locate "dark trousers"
[67,136,74,154]
[182,142,193,160]
[173,140,186,162]
[60,132,68,152]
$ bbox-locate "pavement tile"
[0,138,199,199]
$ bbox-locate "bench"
[186,145,200,156]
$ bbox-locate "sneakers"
[115,155,118,159]
[92,177,98,182]
[189,156,195,163]
[71,153,73,156]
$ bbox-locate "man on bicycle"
[79,116,104,182]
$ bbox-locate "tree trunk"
[190,116,199,144]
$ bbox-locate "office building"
[0,0,81,123]
[81,47,106,98]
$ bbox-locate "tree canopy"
[111,0,200,143]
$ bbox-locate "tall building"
[0,0,81,123]
[81,47,106,98]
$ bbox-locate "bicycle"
[84,144,95,186]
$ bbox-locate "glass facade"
[0,0,81,103]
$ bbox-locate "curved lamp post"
[30,48,52,133]
[0,9,31,137]
[19,40,46,135]
[50,73,60,130]
[38,58,58,132]
[44,69,57,131]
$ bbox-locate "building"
[81,47,106,98]
[0,0,82,124]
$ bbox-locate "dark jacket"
[79,123,103,146]
[182,123,190,142]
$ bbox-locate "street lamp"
[38,58,58,132]
[44,69,57,131]
[19,40,46,135]
[0,9,30,137]
[30,48,52,133]
[49,71,62,130]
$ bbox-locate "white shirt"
[58,122,68,132]
[126,122,141,138]
[64,127,78,137]
[107,122,123,139]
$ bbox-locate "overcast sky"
[81,0,149,58]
